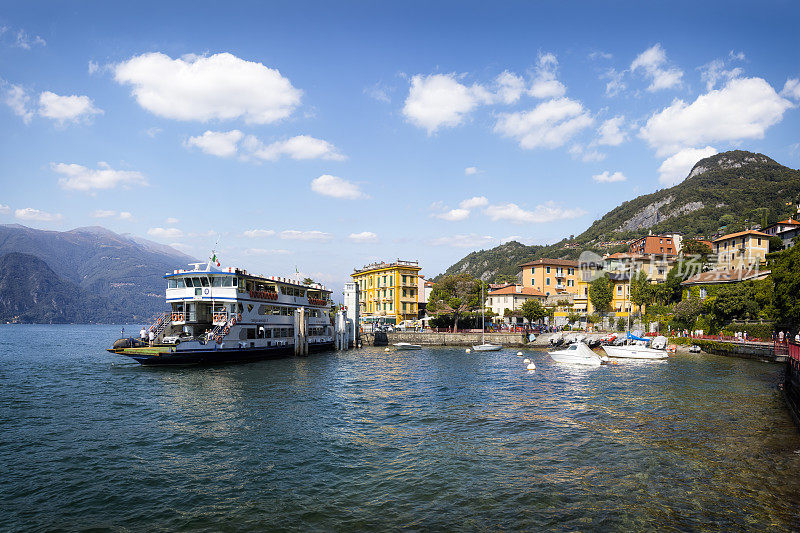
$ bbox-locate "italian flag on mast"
[211,253,220,267]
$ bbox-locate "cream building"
[712,230,769,270]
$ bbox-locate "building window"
[546,278,550,285]
[546,266,551,274]
[531,267,535,274]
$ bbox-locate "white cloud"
[658,146,718,186]
[88,60,99,75]
[402,73,491,134]
[14,30,45,50]
[485,201,586,224]
[165,217,179,224]
[589,51,613,60]
[434,208,470,221]
[428,234,496,248]
[52,162,148,191]
[243,229,275,238]
[464,166,479,175]
[459,196,488,209]
[310,174,368,200]
[279,230,332,241]
[494,71,525,104]
[596,115,627,146]
[592,171,627,183]
[528,53,566,99]
[349,231,378,243]
[494,97,593,149]
[145,127,162,138]
[15,208,62,222]
[630,44,683,92]
[782,78,800,100]
[245,134,345,161]
[38,91,103,124]
[4,84,33,124]
[244,248,291,255]
[92,209,116,218]
[602,68,626,97]
[569,144,606,162]
[185,130,243,157]
[699,59,743,91]
[640,77,793,157]
[364,82,391,103]
[147,227,183,239]
[0,204,10,214]
[119,211,132,220]
[114,52,302,123]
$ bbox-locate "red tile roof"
[488,286,547,297]
[712,229,769,242]
[518,258,578,268]
[680,268,769,285]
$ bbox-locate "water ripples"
[1,324,799,531]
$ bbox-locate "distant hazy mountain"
[0,224,196,323]
[441,150,800,282]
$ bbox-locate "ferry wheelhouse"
[109,261,334,365]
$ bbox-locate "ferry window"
[192,277,203,287]
[246,328,256,340]
[258,327,265,339]
[232,277,238,287]
[200,277,209,287]
[212,277,223,287]
[183,278,193,287]
[264,329,272,338]
[168,279,177,289]
[176,278,186,288]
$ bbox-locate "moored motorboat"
[602,344,669,360]
[393,342,422,350]
[549,342,608,366]
[473,343,503,352]
[602,332,669,360]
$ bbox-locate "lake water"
[1,324,799,531]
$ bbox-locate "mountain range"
[441,150,800,281]
[0,224,195,323]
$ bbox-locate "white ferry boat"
[109,260,335,365]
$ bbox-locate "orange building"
[627,234,682,256]
[519,258,579,297]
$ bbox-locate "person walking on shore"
[148,329,154,347]
[140,327,147,345]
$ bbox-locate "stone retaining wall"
[364,331,530,347]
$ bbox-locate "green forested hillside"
[441,150,800,282]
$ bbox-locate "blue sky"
[1,0,799,293]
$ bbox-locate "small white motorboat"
[602,344,669,360]
[689,344,701,353]
[393,342,422,350]
[549,342,608,366]
[472,343,502,352]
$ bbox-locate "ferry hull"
[108,342,336,366]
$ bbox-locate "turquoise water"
[1,324,799,531]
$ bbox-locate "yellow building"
[519,259,579,296]
[351,260,421,324]
[712,230,769,270]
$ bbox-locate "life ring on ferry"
[171,313,178,321]
[178,313,184,321]
[237,313,242,321]
[213,314,219,322]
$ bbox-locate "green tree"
[427,273,481,331]
[682,239,712,257]
[520,299,547,325]
[770,245,800,329]
[659,265,687,305]
[629,271,652,313]
[616,317,626,332]
[768,236,785,253]
[672,296,703,330]
[588,274,613,313]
